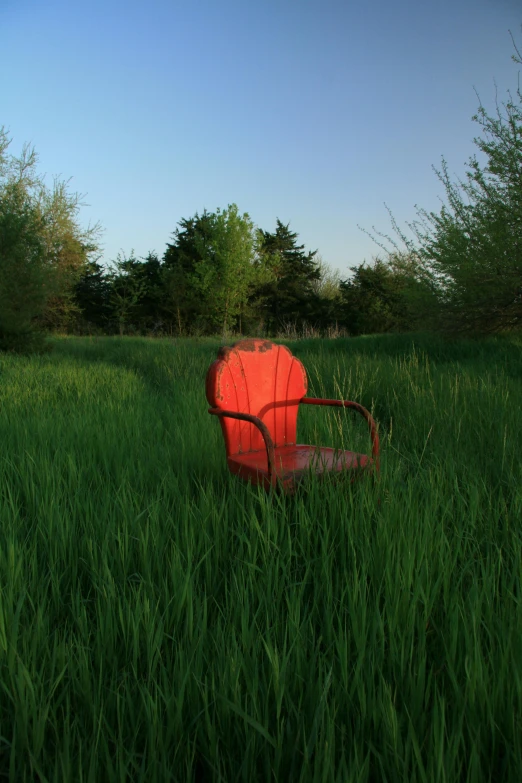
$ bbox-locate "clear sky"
[1,0,521,279]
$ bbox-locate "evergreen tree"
[161,211,216,335]
[124,252,164,332]
[106,252,147,336]
[254,219,321,334]
[339,258,417,335]
[73,259,112,333]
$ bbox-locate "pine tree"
[255,219,321,334]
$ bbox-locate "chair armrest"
[300,397,380,471]
[208,408,277,486]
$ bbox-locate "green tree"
[309,255,342,301]
[363,30,522,337]
[0,131,48,351]
[189,204,257,337]
[0,127,102,349]
[161,210,216,335]
[73,259,113,334]
[338,257,417,335]
[306,255,345,333]
[254,219,321,334]
[161,206,262,336]
[118,251,164,333]
[107,252,147,336]
[35,179,101,332]
[0,179,49,352]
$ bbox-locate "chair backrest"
[206,339,308,456]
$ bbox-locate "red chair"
[206,339,379,493]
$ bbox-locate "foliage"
[0,127,102,350]
[297,253,344,334]
[309,254,343,301]
[254,219,322,334]
[107,251,165,334]
[73,259,113,334]
[161,210,219,335]
[106,252,148,336]
[35,179,101,332]
[363,30,522,337]
[0,179,49,352]
[133,252,164,331]
[7,34,522,344]
[338,253,441,336]
[189,204,258,337]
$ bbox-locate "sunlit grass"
[0,332,520,781]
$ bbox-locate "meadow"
[0,332,520,782]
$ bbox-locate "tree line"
[1,32,521,353]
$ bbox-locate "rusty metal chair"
[206,339,379,493]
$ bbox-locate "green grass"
[0,332,521,782]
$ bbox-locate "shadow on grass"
[46,331,522,389]
[286,330,522,379]
[38,333,522,504]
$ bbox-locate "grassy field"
[0,332,521,782]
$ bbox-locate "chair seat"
[228,444,372,491]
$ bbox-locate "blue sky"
[1,0,521,279]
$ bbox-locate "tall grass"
[0,332,520,781]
